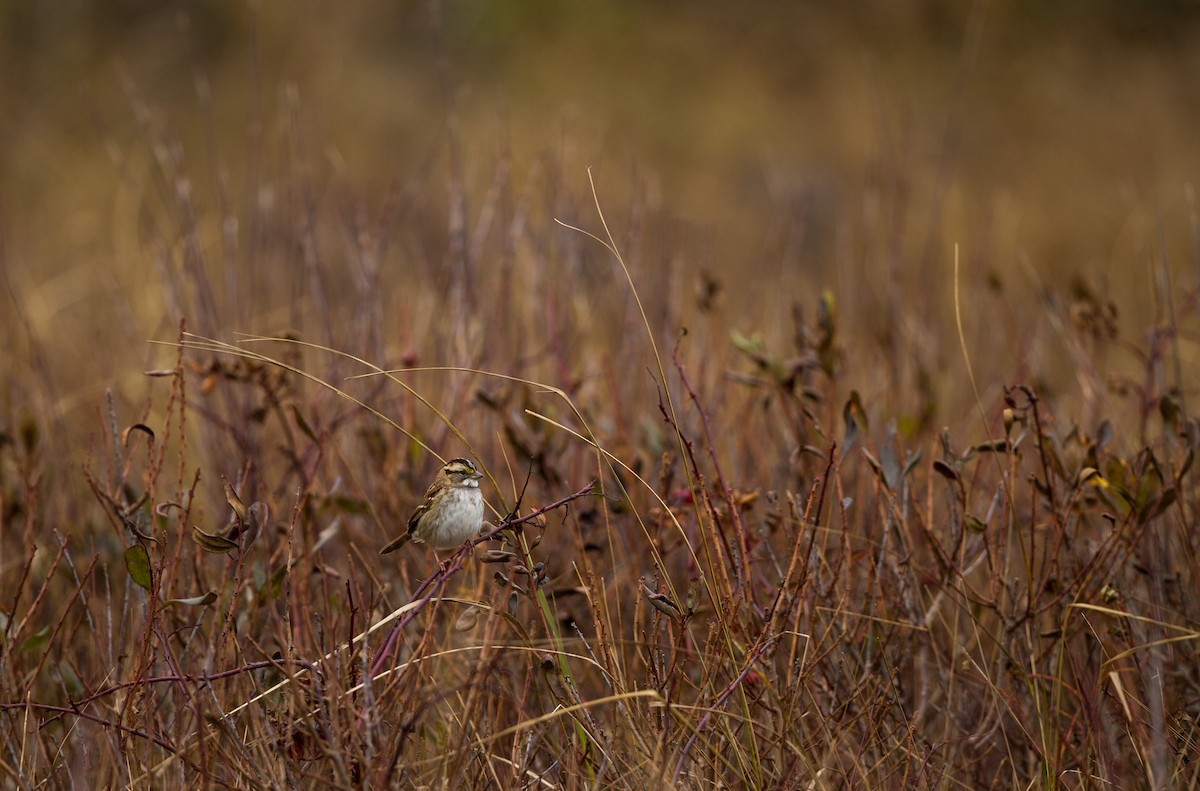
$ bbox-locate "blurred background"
[2,0,1200,471]
[8,6,1200,784]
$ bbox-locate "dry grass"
[4,5,1200,789]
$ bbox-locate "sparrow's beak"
[472,470,484,480]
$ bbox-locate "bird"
[379,458,485,554]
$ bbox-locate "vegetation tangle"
[3,19,1200,787]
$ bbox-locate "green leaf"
[124,544,153,590]
[730,329,764,357]
[816,290,837,375]
[20,625,52,653]
[1105,456,1130,490]
[1160,392,1182,431]
[326,495,369,515]
[58,660,85,698]
[1040,434,1068,481]
[259,564,288,602]
[1134,464,1162,513]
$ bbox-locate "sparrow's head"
[443,458,483,486]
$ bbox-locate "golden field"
[2,3,1200,788]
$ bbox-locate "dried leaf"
[648,594,682,620]
[842,391,867,454]
[735,490,760,509]
[223,478,247,523]
[454,608,480,631]
[902,449,923,481]
[933,459,959,482]
[230,501,267,550]
[125,517,157,543]
[18,411,39,454]
[880,444,900,489]
[155,501,184,517]
[160,591,218,609]
[968,439,1009,455]
[312,521,339,553]
[862,449,886,489]
[121,423,155,448]
[192,525,239,554]
[641,579,682,620]
[1177,448,1194,484]
[1148,485,1178,520]
[291,404,318,442]
[481,550,517,564]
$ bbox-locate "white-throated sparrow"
[379,458,485,553]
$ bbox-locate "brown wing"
[408,475,444,531]
[380,477,442,554]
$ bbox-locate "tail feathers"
[379,532,412,555]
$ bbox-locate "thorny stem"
[673,348,757,610]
